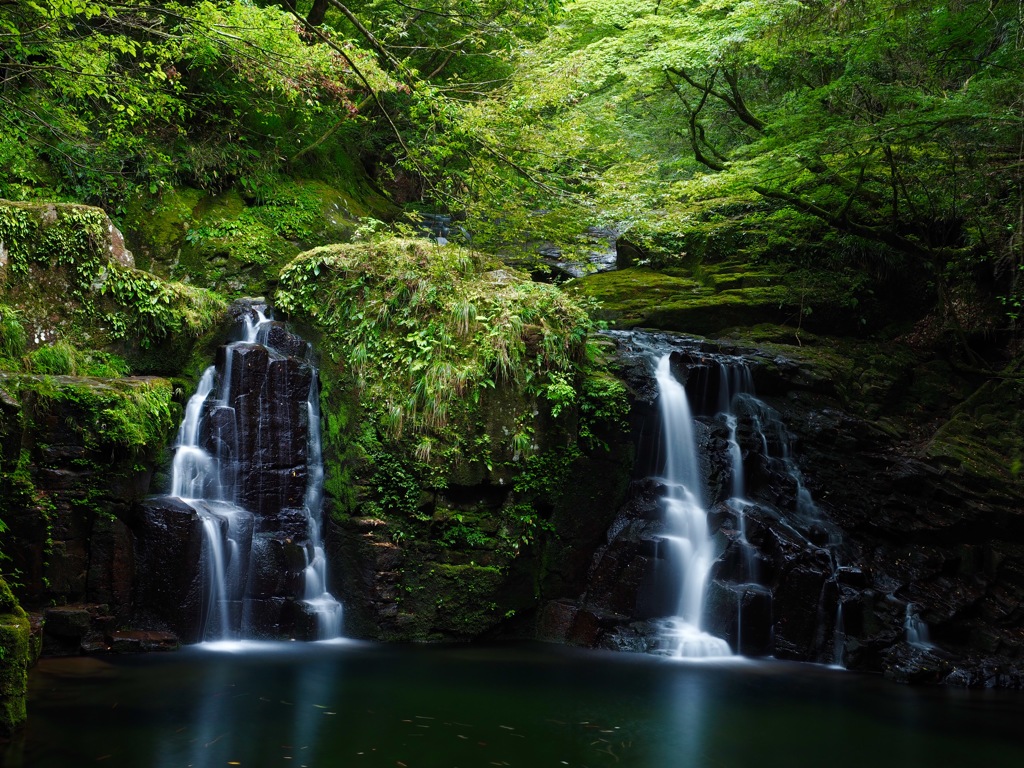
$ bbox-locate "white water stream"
[169,306,341,642]
[653,354,731,658]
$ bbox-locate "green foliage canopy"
[0,1,395,205]
[437,0,1024,321]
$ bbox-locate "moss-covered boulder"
[124,176,394,297]
[0,199,226,374]
[275,238,634,641]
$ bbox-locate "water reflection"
[151,642,344,768]
[10,644,1024,768]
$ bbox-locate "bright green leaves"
[0,1,393,206]
[490,0,1024,307]
[276,238,594,441]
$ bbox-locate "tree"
[0,1,394,204]
[483,1,1024,330]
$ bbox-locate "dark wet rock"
[246,534,306,599]
[133,497,205,643]
[244,597,296,639]
[107,630,179,652]
[212,343,311,519]
[265,322,310,359]
[41,604,116,656]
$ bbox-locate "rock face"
[132,497,206,643]
[214,340,312,518]
[325,372,634,643]
[0,374,177,651]
[542,331,1024,687]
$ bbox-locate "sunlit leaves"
[0,1,394,204]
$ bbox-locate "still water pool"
[4,642,1023,768]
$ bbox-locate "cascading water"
[904,603,933,648]
[652,354,731,658]
[598,331,849,663]
[167,305,342,642]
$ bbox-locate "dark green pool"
[4,641,1023,767]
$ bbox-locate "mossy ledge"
[0,373,178,624]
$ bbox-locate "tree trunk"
[308,0,329,26]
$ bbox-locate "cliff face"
[537,326,1024,687]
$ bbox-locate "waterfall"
[600,331,850,663]
[653,354,731,658]
[299,375,343,639]
[717,371,845,663]
[167,304,342,642]
[904,604,933,648]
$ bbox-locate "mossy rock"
[125,187,205,273]
[0,578,29,738]
[393,561,510,640]
[927,376,1024,487]
[571,266,793,335]
[124,176,391,297]
[573,255,893,337]
[0,199,227,366]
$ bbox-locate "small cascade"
[904,603,933,648]
[708,371,846,663]
[166,304,341,642]
[652,354,731,658]
[299,376,342,639]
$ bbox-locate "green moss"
[570,266,790,335]
[396,562,507,639]
[97,263,226,348]
[2,374,177,456]
[277,238,593,464]
[927,375,1024,486]
[0,199,228,357]
[572,258,884,337]
[124,176,383,297]
[125,186,204,273]
[0,576,29,738]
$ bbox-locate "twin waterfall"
[168,307,341,642]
